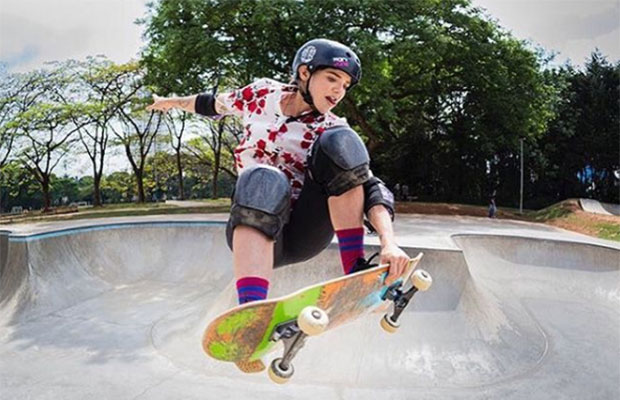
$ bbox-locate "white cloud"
[560,26,620,66]
[0,0,147,72]
[2,0,617,73]
[473,0,619,67]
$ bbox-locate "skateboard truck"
[268,306,329,384]
[381,269,432,333]
[268,320,306,380]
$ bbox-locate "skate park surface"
[0,213,618,399]
[579,198,620,216]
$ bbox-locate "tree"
[184,116,240,198]
[9,67,87,211]
[0,160,42,211]
[50,175,79,206]
[572,51,619,202]
[163,110,189,199]
[144,150,179,199]
[530,52,620,204]
[0,70,50,212]
[64,57,142,206]
[140,0,555,205]
[101,171,135,203]
[107,63,163,203]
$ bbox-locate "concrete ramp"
[0,217,618,399]
[579,198,620,216]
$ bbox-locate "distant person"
[401,184,409,201]
[488,197,497,218]
[394,183,401,201]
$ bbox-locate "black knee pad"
[226,165,291,247]
[308,126,370,196]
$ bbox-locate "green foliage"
[0,160,41,211]
[139,0,568,206]
[530,52,619,205]
[101,171,136,204]
[50,175,80,205]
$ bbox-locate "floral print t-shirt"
[218,78,349,201]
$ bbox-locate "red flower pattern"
[231,83,273,116]
[224,79,349,201]
[242,86,254,101]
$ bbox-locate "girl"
[147,38,409,305]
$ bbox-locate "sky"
[474,0,619,67]
[0,0,146,73]
[0,0,618,175]
[1,0,618,73]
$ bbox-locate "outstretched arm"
[146,94,198,113]
[146,94,228,115]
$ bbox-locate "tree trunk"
[93,174,102,206]
[135,170,145,203]
[42,177,51,211]
[212,169,219,199]
[176,151,184,200]
[212,150,220,199]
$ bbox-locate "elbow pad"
[195,93,219,116]
[363,175,395,220]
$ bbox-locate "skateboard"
[202,252,432,383]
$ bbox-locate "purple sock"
[236,276,269,304]
[336,227,365,274]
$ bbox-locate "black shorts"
[226,171,334,268]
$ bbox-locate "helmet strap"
[300,73,320,113]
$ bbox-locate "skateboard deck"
[202,253,424,370]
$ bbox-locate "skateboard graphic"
[202,253,432,383]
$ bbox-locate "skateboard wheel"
[411,269,432,291]
[380,314,400,333]
[297,306,329,336]
[268,357,294,384]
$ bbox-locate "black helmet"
[292,39,362,88]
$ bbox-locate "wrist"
[378,232,396,248]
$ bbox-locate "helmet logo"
[300,46,316,63]
[332,57,349,68]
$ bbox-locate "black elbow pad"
[363,176,395,220]
[195,93,219,116]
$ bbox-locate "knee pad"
[228,165,291,242]
[308,126,370,196]
[363,174,395,219]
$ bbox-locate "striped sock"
[236,276,269,304]
[336,227,365,274]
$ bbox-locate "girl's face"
[299,67,352,113]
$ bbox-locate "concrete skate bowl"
[0,221,234,381]
[0,221,618,399]
[125,227,620,394]
[451,234,619,397]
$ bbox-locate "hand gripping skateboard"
[202,253,432,384]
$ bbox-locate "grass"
[597,223,620,241]
[524,199,619,242]
[527,201,575,221]
[0,198,231,225]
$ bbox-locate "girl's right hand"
[146,95,175,113]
